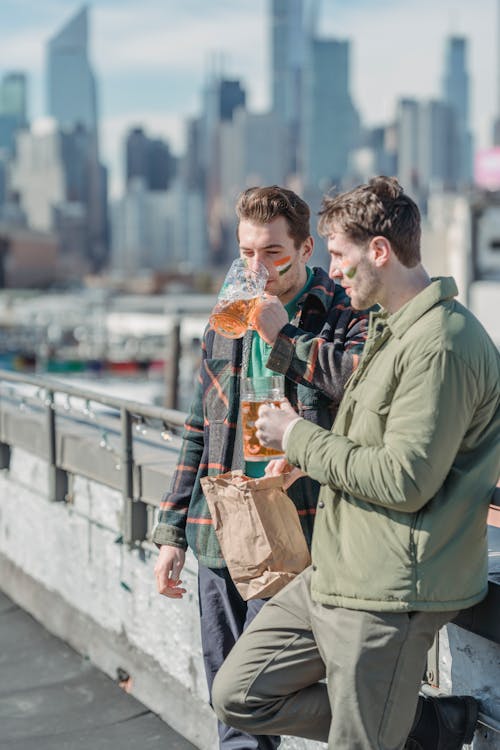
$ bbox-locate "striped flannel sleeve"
[266,307,370,405]
[152,354,206,549]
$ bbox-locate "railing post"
[46,390,68,502]
[121,406,147,545]
[0,441,10,470]
[165,316,181,410]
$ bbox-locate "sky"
[0,0,497,197]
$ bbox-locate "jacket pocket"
[348,380,393,445]
[350,381,392,415]
[203,358,233,423]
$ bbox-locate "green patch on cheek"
[278,263,292,276]
[344,265,357,279]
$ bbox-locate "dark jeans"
[198,564,281,750]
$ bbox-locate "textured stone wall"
[0,447,328,750]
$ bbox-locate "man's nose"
[329,263,343,280]
[247,258,265,275]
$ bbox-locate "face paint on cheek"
[343,264,357,279]
[274,256,292,276]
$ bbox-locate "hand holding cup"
[209,258,269,339]
[255,398,301,452]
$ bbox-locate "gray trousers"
[212,567,453,750]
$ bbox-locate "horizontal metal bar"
[0,368,187,428]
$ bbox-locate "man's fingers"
[158,579,186,598]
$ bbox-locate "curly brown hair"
[318,176,421,268]
[236,185,311,249]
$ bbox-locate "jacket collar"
[298,266,337,312]
[381,276,458,339]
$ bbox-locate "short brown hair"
[318,176,421,267]
[236,185,310,249]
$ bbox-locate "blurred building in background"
[0,0,497,308]
[46,4,108,271]
[0,6,109,281]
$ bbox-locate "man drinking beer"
[153,185,369,750]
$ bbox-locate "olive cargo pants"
[212,567,452,750]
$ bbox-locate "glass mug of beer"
[209,258,269,339]
[241,375,285,461]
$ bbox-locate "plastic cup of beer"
[209,258,269,339]
[241,375,285,461]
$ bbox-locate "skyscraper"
[47,5,96,131]
[493,0,500,144]
[442,36,473,184]
[418,99,456,190]
[46,5,107,268]
[0,72,28,156]
[302,37,359,191]
[125,128,176,192]
[397,98,420,195]
[0,72,27,125]
[271,0,306,173]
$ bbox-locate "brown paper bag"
[201,470,311,600]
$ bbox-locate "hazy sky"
[0,0,497,196]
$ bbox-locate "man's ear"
[369,235,391,268]
[301,235,314,262]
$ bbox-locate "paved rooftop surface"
[1,523,498,749]
[0,590,196,750]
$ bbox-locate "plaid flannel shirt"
[152,266,370,568]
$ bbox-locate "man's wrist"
[282,417,303,450]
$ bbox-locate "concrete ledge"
[0,553,217,750]
[452,579,500,645]
[452,524,500,646]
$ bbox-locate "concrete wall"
[1,444,499,747]
[0,446,329,750]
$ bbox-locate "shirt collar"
[383,276,459,339]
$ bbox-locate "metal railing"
[0,368,188,545]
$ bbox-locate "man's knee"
[212,664,250,729]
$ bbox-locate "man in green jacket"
[212,176,500,750]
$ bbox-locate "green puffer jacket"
[286,277,500,612]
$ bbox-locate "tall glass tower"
[0,73,28,125]
[47,5,97,132]
[0,72,28,155]
[271,0,305,173]
[442,36,473,184]
[302,38,359,190]
[46,5,107,268]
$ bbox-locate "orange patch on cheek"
[273,256,293,275]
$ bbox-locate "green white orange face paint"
[341,263,357,279]
[344,265,357,279]
[274,255,292,276]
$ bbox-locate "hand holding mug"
[255,398,300,452]
[209,258,269,339]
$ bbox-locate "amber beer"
[209,258,268,339]
[241,375,285,461]
[209,297,258,339]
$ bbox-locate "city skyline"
[0,0,497,196]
